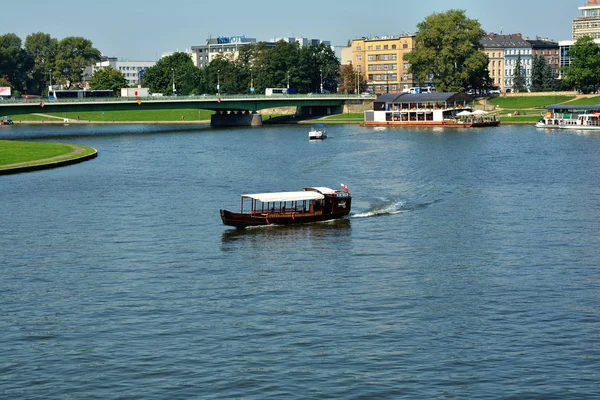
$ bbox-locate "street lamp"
[287,70,290,90]
[171,68,176,95]
[49,69,53,91]
[320,69,323,94]
[217,69,220,95]
[250,69,254,94]
[356,69,359,94]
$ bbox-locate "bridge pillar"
[211,110,263,127]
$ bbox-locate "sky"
[2,0,584,61]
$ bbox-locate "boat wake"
[351,198,443,218]
[352,200,406,218]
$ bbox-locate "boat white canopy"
[242,191,324,203]
[304,187,337,195]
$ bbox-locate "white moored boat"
[308,124,327,140]
[536,105,600,130]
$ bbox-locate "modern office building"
[481,33,532,92]
[191,36,258,68]
[271,37,331,47]
[559,37,600,77]
[94,57,156,86]
[350,35,416,94]
[573,1,600,40]
[190,35,334,68]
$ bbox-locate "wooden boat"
[308,124,327,140]
[220,186,351,228]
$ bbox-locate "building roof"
[481,33,531,49]
[527,39,558,49]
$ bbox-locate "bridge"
[0,94,374,126]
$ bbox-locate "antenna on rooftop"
[500,26,503,35]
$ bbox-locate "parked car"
[1,116,13,125]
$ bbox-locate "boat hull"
[220,209,350,228]
[362,120,499,128]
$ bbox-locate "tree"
[24,32,58,95]
[0,33,34,93]
[404,9,488,92]
[512,54,525,93]
[54,37,101,89]
[142,52,201,95]
[338,63,365,94]
[562,36,600,94]
[89,66,128,93]
[530,55,546,92]
[542,60,559,91]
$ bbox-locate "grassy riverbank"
[0,140,97,172]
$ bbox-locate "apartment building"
[350,35,415,94]
[527,38,560,75]
[481,33,532,92]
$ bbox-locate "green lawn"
[561,96,600,105]
[0,140,96,168]
[487,95,575,109]
[7,109,215,122]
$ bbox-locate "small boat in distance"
[220,185,351,228]
[309,124,327,140]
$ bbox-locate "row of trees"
[0,32,102,95]
[140,41,344,96]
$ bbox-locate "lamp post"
[356,69,359,94]
[171,68,176,95]
[49,69,52,91]
[250,69,254,94]
[320,69,323,94]
[217,69,220,95]
[287,70,290,90]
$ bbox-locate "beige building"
[573,2,600,40]
[350,35,415,94]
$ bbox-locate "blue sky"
[3,0,581,60]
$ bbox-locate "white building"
[573,3,600,40]
[94,57,156,86]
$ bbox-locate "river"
[1,123,599,399]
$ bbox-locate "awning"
[304,187,336,195]
[242,191,324,203]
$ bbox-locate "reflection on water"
[221,218,351,248]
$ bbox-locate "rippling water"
[1,123,599,399]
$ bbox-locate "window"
[356,46,361,51]
[392,45,396,49]
[403,43,408,48]
[384,45,388,50]
[376,45,381,50]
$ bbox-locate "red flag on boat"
[341,183,349,193]
[266,218,270,225]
